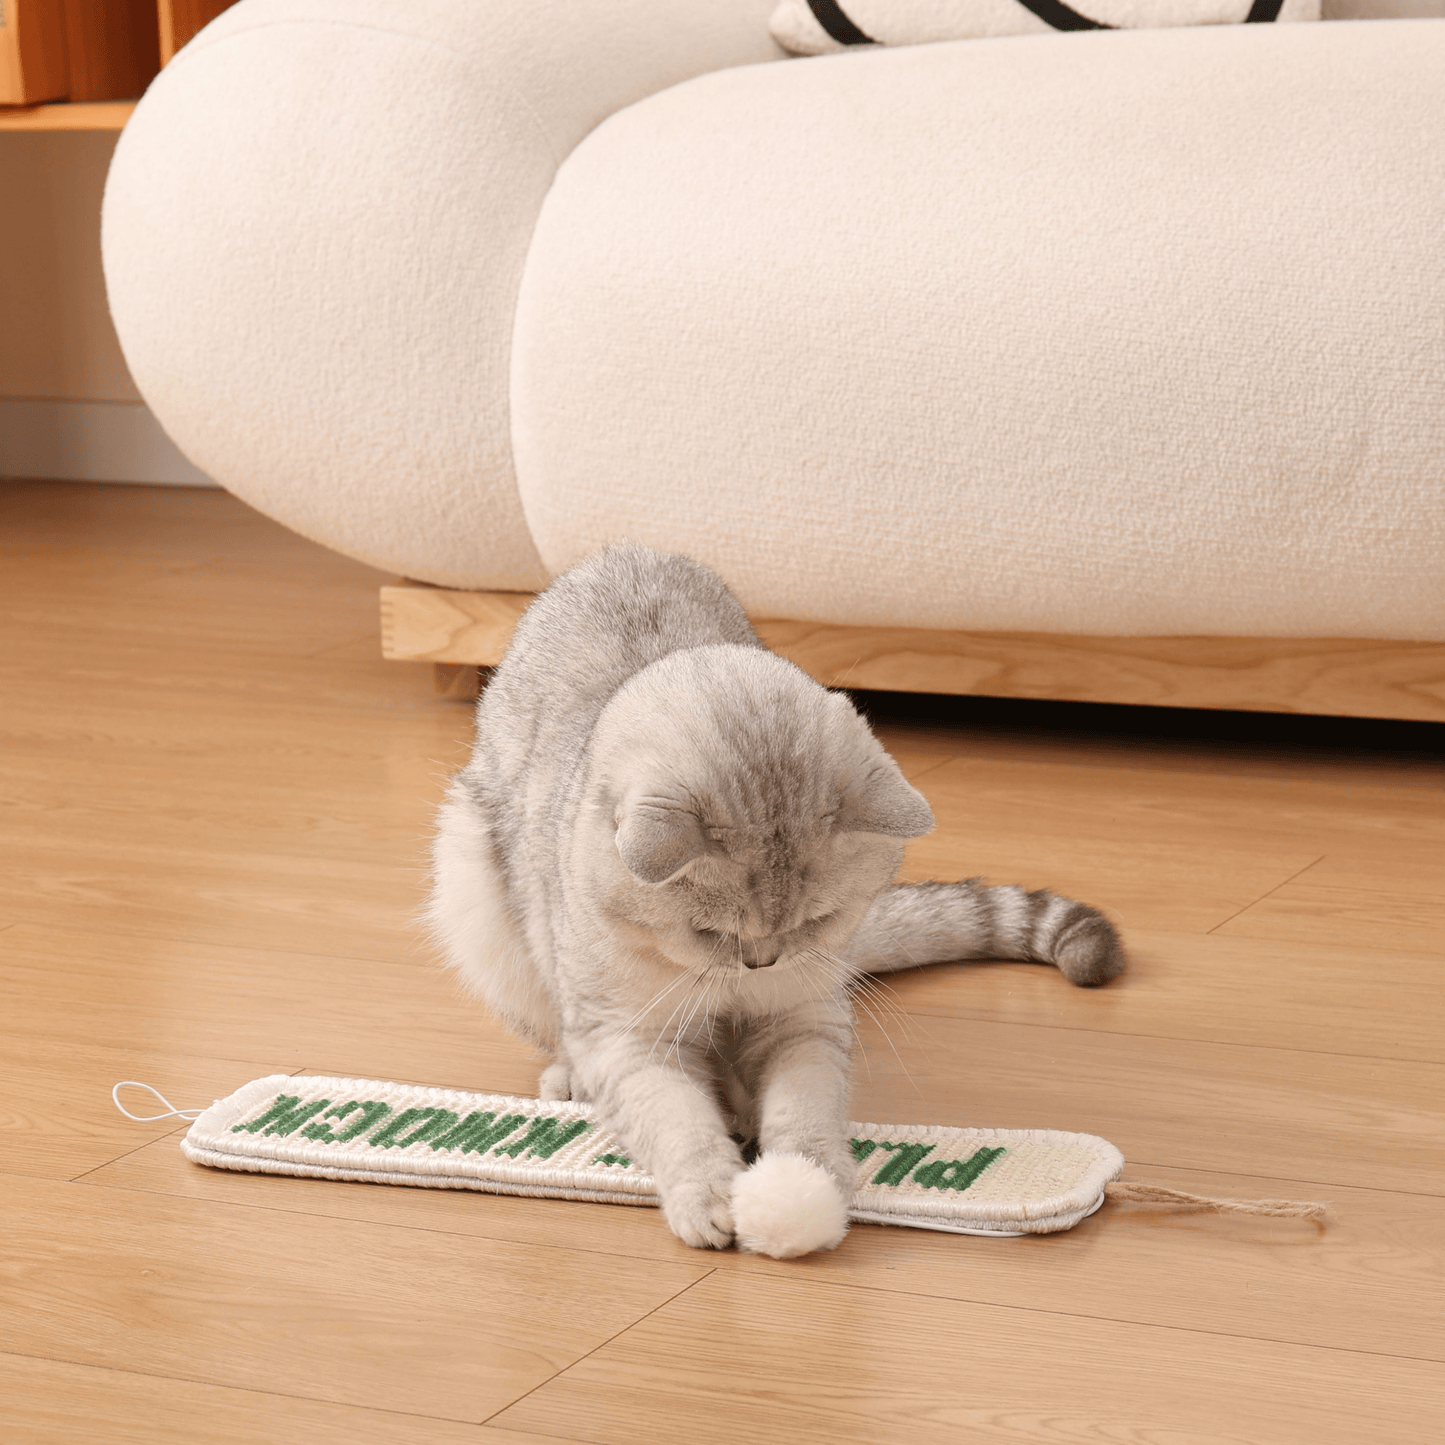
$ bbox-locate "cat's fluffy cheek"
[829,831,908,888]
[731,1153,850,1259]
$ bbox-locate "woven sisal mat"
[179,1073,1126,1237]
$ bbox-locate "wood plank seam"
[66,1123,191,1183]
[893,1009,1440,1067]
[885,755,955,786]
[1094,1163,1440,1200]
[1207,855,1328,935]
[65,1169,716,1269]
[476,1269,720,1428]
[491,1265,1442,1372]
[662,1271,1445,1366]
[0,1344,488,1427]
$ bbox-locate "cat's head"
[579,646,933,976]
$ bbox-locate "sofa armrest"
[102,0,782,588]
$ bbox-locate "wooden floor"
[3,481,1442,1444]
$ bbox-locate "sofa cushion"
[102,0,782,592]
[511,21,1445,640]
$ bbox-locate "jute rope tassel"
[1105,1181,1327,1220]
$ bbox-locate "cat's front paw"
[538,1061,573,1101]
[661,1175,738,1250]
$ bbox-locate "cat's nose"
[742,939,782,969]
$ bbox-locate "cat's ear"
[615,803,706,884]
[837,764,934,839]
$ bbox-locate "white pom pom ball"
[730,1152,849,1259]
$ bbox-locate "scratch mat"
[128,1075,1325,1237]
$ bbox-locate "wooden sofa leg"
[433,663,480,702]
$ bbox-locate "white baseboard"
[0,399,217,486]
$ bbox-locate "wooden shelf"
[0,100,136,131]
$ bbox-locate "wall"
[0,128,213,484]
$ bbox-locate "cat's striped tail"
[845,878,1125,988]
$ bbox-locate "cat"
[428,543,1124,1257]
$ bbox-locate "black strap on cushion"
[805,0,1287,48]
[1014,0,1114,29]
[804,0,877,45]
[1020,0,1288,31]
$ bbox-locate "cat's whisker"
[847,966,922,1033]
[798,955,875,1085]
[792,948,859,1026]
[852,985,929,1058]
[694,955,731,1031]
[664,959,730,1087]
[849,988,922,1097]
[691,933,737,1060]
[856,918,924,971]
[649,928,736,1077]
[697,979,729,1075]
[794,951,837,1020]
[656,988,703,1066]
[648,971,708,1068]
[805,947,922,1091]
[840,920,945,1037]
[815,944,925,1042]
[611,967,695,1046]
[658,939,729,1072]
[701,962,728,1057]
[806,966,869,1078]
[671,978,711,1061]
[843,965,942,1053]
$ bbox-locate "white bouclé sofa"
[101,1,1445,717]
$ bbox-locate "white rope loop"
[112,1080,206,1122]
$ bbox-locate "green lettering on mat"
[428,1112,527,1156]
[849,1138,879,1164]
[331,1101,392,1142]
[299,1099,394,1143]
[592,1153,631,1168]
[231,1094,332,1137]
[300,1101,363,1142]
[912,1146,1007,1192]
[494,1116,592,1160]
[367,1107,461,1149]
[870,1141,935,1186]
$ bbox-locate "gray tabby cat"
[429,544,1124,1258]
